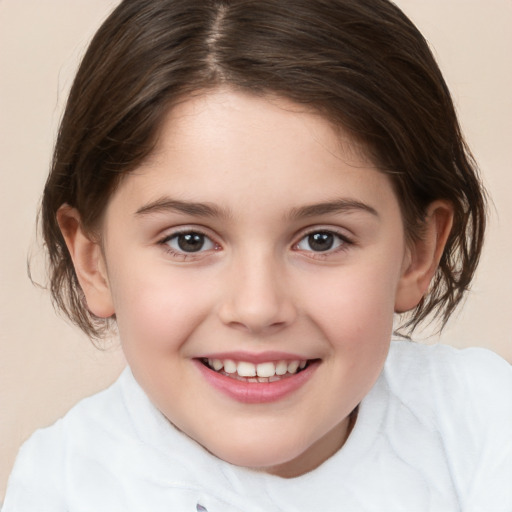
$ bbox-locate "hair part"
[41,0,486,339]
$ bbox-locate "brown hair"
[41,0,486,339]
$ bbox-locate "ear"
[56,205,115,318]
[395,200,454,313]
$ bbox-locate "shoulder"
[385,340,512,399]
[383,341,512,508]
[3,369,131,511]
[384,340,512,423]
[386,339,512,374]
[2,420,67,511]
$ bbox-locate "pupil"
[309,232,334,251]
[177,233,204,252]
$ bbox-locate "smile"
[201,358,309,382]
[195,355,319,404]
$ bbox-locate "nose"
[217,251,297,335]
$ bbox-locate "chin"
[204,431,315,476]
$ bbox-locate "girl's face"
[93,89,416,476]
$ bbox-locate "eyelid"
[157,222,219,240]
[295,225,354,243]
[158,226,222,260]
[292,226,354,257]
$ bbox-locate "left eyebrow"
[135,198,231,219]
[287,199,379,220]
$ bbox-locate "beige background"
[0,0,511,502]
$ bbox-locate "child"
[4,0,511,510]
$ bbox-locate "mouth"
[199,357,315,383]
[195,355,319,404]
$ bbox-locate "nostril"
[196,504,208,511]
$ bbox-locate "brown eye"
[177,233,205,252]
[165,232,216,253]
[296,231,347,253]
[308,232,334,251]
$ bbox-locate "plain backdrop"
[1,0,511,502]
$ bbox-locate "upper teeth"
[207,359,307,378]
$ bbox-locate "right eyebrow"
[134,197,231,219]
[287,198,379,220]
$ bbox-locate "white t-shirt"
[3,341,512,512]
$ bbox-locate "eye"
[295,230,348,253]
[163,231,217,254]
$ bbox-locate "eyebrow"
[288,199,379,220]
[135,198,230,218]
[135,196,378,221]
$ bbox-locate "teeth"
[287,361,300,374]
[223,359,237,374]
[206,358,308,378]
[212,359,223,371]
[237,361,256,377]
[256,362,276,378]
[275,361,288,375]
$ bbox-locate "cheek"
[302,266,397,403]
[108,264,215,353]
[301,260,400,347]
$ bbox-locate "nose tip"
[222,304,291,335]
[217,261,296,334]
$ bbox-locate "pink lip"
[193,358,319,404]
[196,351,310,364]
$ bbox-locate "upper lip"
[194,351,315,364]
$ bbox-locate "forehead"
[150,88,373,168]
[107,88,399,222]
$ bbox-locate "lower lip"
[194,360,318,404]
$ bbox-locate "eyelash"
[158,228,353,261]
[158,229,220,261]
[293,229,353,259]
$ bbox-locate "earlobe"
[395,201,454,313]
[57,205,115,318]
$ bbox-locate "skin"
[59,88,452,477]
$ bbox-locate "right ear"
[56,205,115,318]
